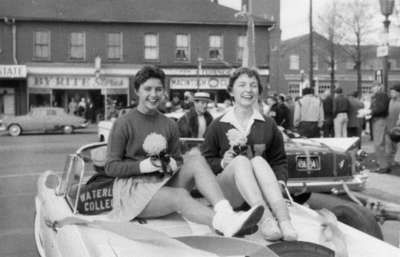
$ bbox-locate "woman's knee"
[166,187,192,208]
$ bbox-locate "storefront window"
[175,34,190,61]
[208,35,223,60]
[107,32,123,60]
[69,32,86,60]
[33,31,51,60]
[144,33,159,61]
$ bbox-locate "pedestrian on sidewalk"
[333,87,349,137]
[347,91,364,140]
[385,84,400,169]
[293,87,324,138]
[370,83,390,173]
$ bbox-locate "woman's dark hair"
[134,65,166,90]
[227,67,263,94]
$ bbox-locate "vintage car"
[97,109,368,193]
[34,142,400,257]
[0,107,88,136]
[97,107,132,142]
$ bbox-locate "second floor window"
[289,55,299,70]
[175,34,190,61]
[144,33,159,60]
[69,32,85,60]
[107,33,123,60]
[34,31,50,59]
[209,35,223,60]
[237,35,246,62]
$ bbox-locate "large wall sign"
[27,75,129,89]
[170,77,229,90]
[0,65,27,78]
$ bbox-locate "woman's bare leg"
[138,186,213,225]
[251,156,297,241]
[165,153,265,236]
[168,152,225,206]
[219,155,281,240]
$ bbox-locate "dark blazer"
[177,108,213,138]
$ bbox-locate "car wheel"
[269,241,334,257]
[308,193,383,239]
[8,124,22,136]
[63,125,74,134]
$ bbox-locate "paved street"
[0,126,98,257]
[0,127,399,256]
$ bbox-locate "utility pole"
[309,0,314,88]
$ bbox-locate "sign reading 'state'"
[0,65,27,78]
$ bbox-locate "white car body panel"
[35,168,400,257]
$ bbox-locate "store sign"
[27,75,128,89]
[170,77,229,90]
[0,65,27,78]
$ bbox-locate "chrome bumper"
[287,171,369,193]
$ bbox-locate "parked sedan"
[0,107,88,136]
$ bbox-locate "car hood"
[77,222,270,257]
[73,204,400,257]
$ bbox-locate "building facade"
[280,32,400,98]
[0,0,273,117]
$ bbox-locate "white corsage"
[142,133,174,175]
[226,128,248,156]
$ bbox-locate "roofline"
[4,16,273,27]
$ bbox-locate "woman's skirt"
[108,174,171,221]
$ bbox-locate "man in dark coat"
[177,92,213,138]
[321,89,334,137]
[370,84,390,173]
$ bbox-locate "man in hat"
[293,87,324,138]
[178,92,214,138]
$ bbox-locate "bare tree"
[336,0,375,94]
[317,0,375,94]
[316,1,342,94]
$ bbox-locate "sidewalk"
[360,135,400,205]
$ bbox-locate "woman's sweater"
[105,108,182,178]
[201,114,288,182]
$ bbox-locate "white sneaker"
[213,205,264,237]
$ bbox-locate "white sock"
[213,199,233,214]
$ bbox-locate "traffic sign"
[377,45,389,57]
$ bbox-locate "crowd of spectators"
[162,83,400,174]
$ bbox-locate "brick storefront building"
[0,0,274,117]
[279,32,400,98]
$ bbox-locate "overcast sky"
[218,0,399,44]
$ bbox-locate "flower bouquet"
[142,133,174,176]
[226,128,248,156]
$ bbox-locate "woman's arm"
[264,122,289,182]
[105,118,141,178]
[201,121,224,175]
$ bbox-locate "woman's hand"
[139,157,161,173]
[221,149,236,168]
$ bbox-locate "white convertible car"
[34,142,400,257]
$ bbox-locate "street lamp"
[379,0,395,92]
